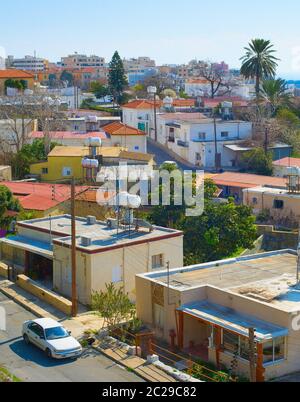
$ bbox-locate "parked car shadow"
[10,340,77,368]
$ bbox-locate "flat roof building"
[0,215,183,305]
[136,250,300,381]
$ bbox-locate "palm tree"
[260,78,291,116]
[240,39,279,100]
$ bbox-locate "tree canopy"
[0,186,21,230]
[240,148,273,176]
[240,39,279,99]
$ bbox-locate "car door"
[34,325,47,351]
[27,323,45,349]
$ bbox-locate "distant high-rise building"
[123,57,156,73]
[61,53,105,69]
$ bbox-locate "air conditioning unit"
[107,218,118,229]
[81,236,92,247]
[86,216,97,225]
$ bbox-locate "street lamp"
[147,86,158,142]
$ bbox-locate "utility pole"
[213,115,218,172]
[264,126,269,156]
[153,93,158,142]
[71,177,78,317]
[248,328,257,383]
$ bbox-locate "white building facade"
[157,115,253,168]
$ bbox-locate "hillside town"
[1,1,300,390]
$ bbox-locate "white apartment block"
[8,56,48,72]
[157,114,253,169]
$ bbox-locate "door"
[27,323,46,349]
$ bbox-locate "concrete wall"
[17,274,72,315]
[53,245,92,306]
[257,225,298,251]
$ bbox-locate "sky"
[1,0,300,78]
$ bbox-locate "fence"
[113,327,236,382]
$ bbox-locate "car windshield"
[45,327,69,340]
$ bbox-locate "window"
[263,337,285,364]
[273,200,284,209]
[222,330,250,361]
[112,266,122,283]
[252,197,258,205]
[62,167,72,177]
[221,131,229,138]
[198,132,206,140]
[42,168,48,175]
[152,254,164,270]
[29,323,44,338]
[195,153,201,161]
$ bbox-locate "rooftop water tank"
[115,192,142,209]
[85,137,102,147]
[82,158,99,169]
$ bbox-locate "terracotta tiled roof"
[211,172,287,189]
[103,122,146,136]
[122,99,195,109]
[1,182,88,211]
[0,69,35,79]
[76,188,116,204]
[273,157,300,168]
[119,150,154,162]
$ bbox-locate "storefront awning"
[178,301,288,341]
[0,236,53,259]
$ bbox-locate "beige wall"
[136,278,300,380]
[108,135,147,153]
[243,189,300,224]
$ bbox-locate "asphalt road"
[147,139,192,171]
[0,292,144,383]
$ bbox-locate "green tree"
[148,177,257,265]
[182,199,257,265]
[240,148,273,176]
[0,186,21,230]
[108,51,128,105]
[90,81,109,99]
[91,283,135,333]
[4,79,27,91]
[260,78,291,116]
[60,70,74,87]
[240,39,279,100]
[12,139,58,179]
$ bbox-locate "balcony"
[177,140,189,148]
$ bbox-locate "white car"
[22,318,82,360]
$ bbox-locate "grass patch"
[0,367,22,382]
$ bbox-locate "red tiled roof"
[211,172,287,189]
[122,99,195,109]
[76,188,116,204]
[202,97,249,108]
[273,157,300,168]
[103,122,146,136]
[1,182,89,211]
[0,69,35,79]
[29,131,107,140]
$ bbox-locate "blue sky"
[1,0,300,78]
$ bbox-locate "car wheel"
[45,348,52,359]
[23,334,30,345]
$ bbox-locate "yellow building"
[30,146,155,183]
[0,69,36,95]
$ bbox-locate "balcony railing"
[168,137,175,143]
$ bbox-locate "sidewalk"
[93,339,177,383]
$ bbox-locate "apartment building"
[7,55,48,72]
[61,53,105,69]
